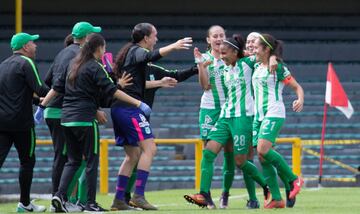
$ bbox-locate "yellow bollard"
[15,0,22,33]
[99,139,109,194]
[194,139,204,190]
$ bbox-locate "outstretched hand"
[160,77,178,88]
[194,47,212,67]
[173,37,193,50]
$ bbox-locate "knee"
[143,142,157,157]
[125,154,140,166]
[203,149,217,162]
[257,140,271,155]
[20,156,35,170]
[150,143,157,156]
[258,154,265,163]
[67,156,82,167]
[247,147,254,160]
[234,155,247,167]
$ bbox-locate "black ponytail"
[68,33,105,85]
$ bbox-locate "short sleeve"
[277,64,291,81]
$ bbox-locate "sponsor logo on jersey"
[201,115,214,130]
[150,74,155,81]
[138,114,150,128]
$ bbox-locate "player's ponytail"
[68,33,105,85]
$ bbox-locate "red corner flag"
[325,63,354,119]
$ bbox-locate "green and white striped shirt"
[252,63,291,121]
[200,51,227,109]
[220,56,256,118]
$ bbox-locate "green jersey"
[200,51,227,109]
[252,62,291,121]
[220,56,256,118]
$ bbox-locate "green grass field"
[1,187,359,213]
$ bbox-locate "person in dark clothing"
[110,22,193,211]
[143,63,198,109]
[102,51,198,110]
[117,63,198,205]
[39,33,150,212]
[0,32,49,212]
[35,22,103,212]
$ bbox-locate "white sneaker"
[64,201,82,213]
[17,200,46,212]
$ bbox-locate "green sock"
[125,167,137,194]
[200,149,217,193]
[222,152,235,193]
[263,149,297,182]
[77,168,87,204]
[261,160,282,200]
[240,160,267,188]
[278,170,290,191]
[66,160,86,201]
[243,160,257,201]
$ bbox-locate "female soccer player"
[110,23,192,211]
[100,52,197,206]
[184,34,271,209]
[195,25,237,209]
[252,33,304,208]
[39,33,151,212]
[246,32,297,208]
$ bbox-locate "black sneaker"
[263,185,271,203]
[246,200,260,209]
[219,192,229,209]
[286,190,296,208]
[51,195,67,213]
[84,203,108,212]
[203,191,216,209]
[124,192,132,205]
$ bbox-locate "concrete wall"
[2,0,360,14]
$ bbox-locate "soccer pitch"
[2,187,359,213]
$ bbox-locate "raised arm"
[194,48,212,90]
[159,37,193,56]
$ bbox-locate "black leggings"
[46,118,68,196]
[0,129,36,205]
[56,123,100,205]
